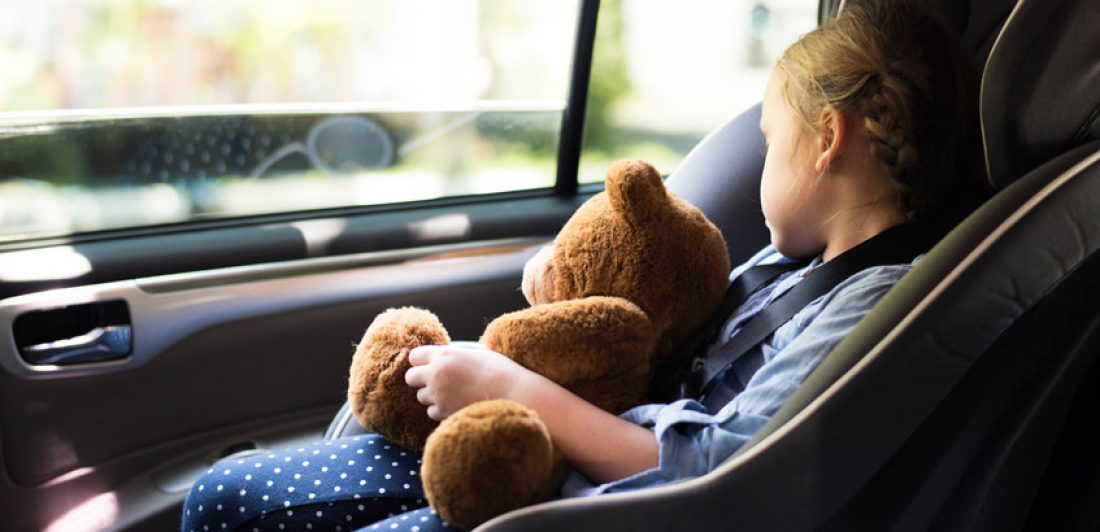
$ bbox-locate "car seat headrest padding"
[981,0,1100,189]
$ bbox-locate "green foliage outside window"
[584,0,632,155]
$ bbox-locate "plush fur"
[347,160,730,529]
[421,400,558,528]
[348,307,447,451]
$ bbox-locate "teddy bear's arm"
[481,296,657,385]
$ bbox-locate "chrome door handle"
[20,325,132,365]
[13,300,133,366]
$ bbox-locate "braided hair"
[777,0,974,219]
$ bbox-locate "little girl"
[183,1,975,530]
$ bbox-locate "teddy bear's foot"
[348,307,450,451]
[421,399,558,530]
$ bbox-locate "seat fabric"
[480,0,1100,530]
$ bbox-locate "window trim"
[554,0,600,196]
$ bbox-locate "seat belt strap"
[651,261,806,401]
[685,222,937,399]
[680,262,808,363]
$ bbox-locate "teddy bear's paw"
[348,307,450,451]
[421,399,556,530]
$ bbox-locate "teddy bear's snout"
[521,244,556,306]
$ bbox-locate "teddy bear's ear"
[605,159,669,223]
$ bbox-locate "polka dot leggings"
[181,434,460,532]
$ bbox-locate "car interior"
[1,0,1098,530]
[459,0,1100,530]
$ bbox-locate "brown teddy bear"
[347,159,730,529]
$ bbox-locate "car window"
[579,0,817,181]
[0,0,580,243]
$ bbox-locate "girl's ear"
[814,106,848,173]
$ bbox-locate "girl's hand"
[408,344,660,483]
[405,344,529,421]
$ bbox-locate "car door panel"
[0,195,587,530]
[0,194,585,301]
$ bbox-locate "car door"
[0,2,592,530]
[0,1,814,530]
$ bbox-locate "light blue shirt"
[562,245,920,496]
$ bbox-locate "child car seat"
[328,0,1100,529]
[474,0,1100,530]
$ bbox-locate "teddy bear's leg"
[421,399,561,530]
[348,307,450,452]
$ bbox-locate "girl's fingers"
[408,346,434,366]
[416,386,434,407]
[426,405,443,421]
[405,365,425,388]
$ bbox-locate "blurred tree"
[0,134,85,184]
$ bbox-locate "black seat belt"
[679,221,939,399]
[651,261,807,401]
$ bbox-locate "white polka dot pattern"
[180,434,457,531]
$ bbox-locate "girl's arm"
[406,344,658,484]
[507,365,659,483]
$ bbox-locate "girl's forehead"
[761,69,788,126]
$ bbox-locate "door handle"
[14,300,133,366]
[20,325,132,365]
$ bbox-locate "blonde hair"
[778,0,974,218]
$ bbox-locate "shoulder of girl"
[829,260,918,301]
[729,244,788,279]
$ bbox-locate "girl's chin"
[770,234,823,261]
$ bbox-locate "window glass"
[0,0,579,243]
[579,0,817,182]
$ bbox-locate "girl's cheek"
[759,163,786,224]
[759,173,776,222]
[759,157,775,206]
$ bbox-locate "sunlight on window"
[579,0,817,181]
[0,247,92,282]
[0,0,578,242]
[0,0,573,112]
[0,0,820,242]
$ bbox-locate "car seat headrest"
[825,0,1014,68]
[663,104,771,266]
[981,0,1100,189]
